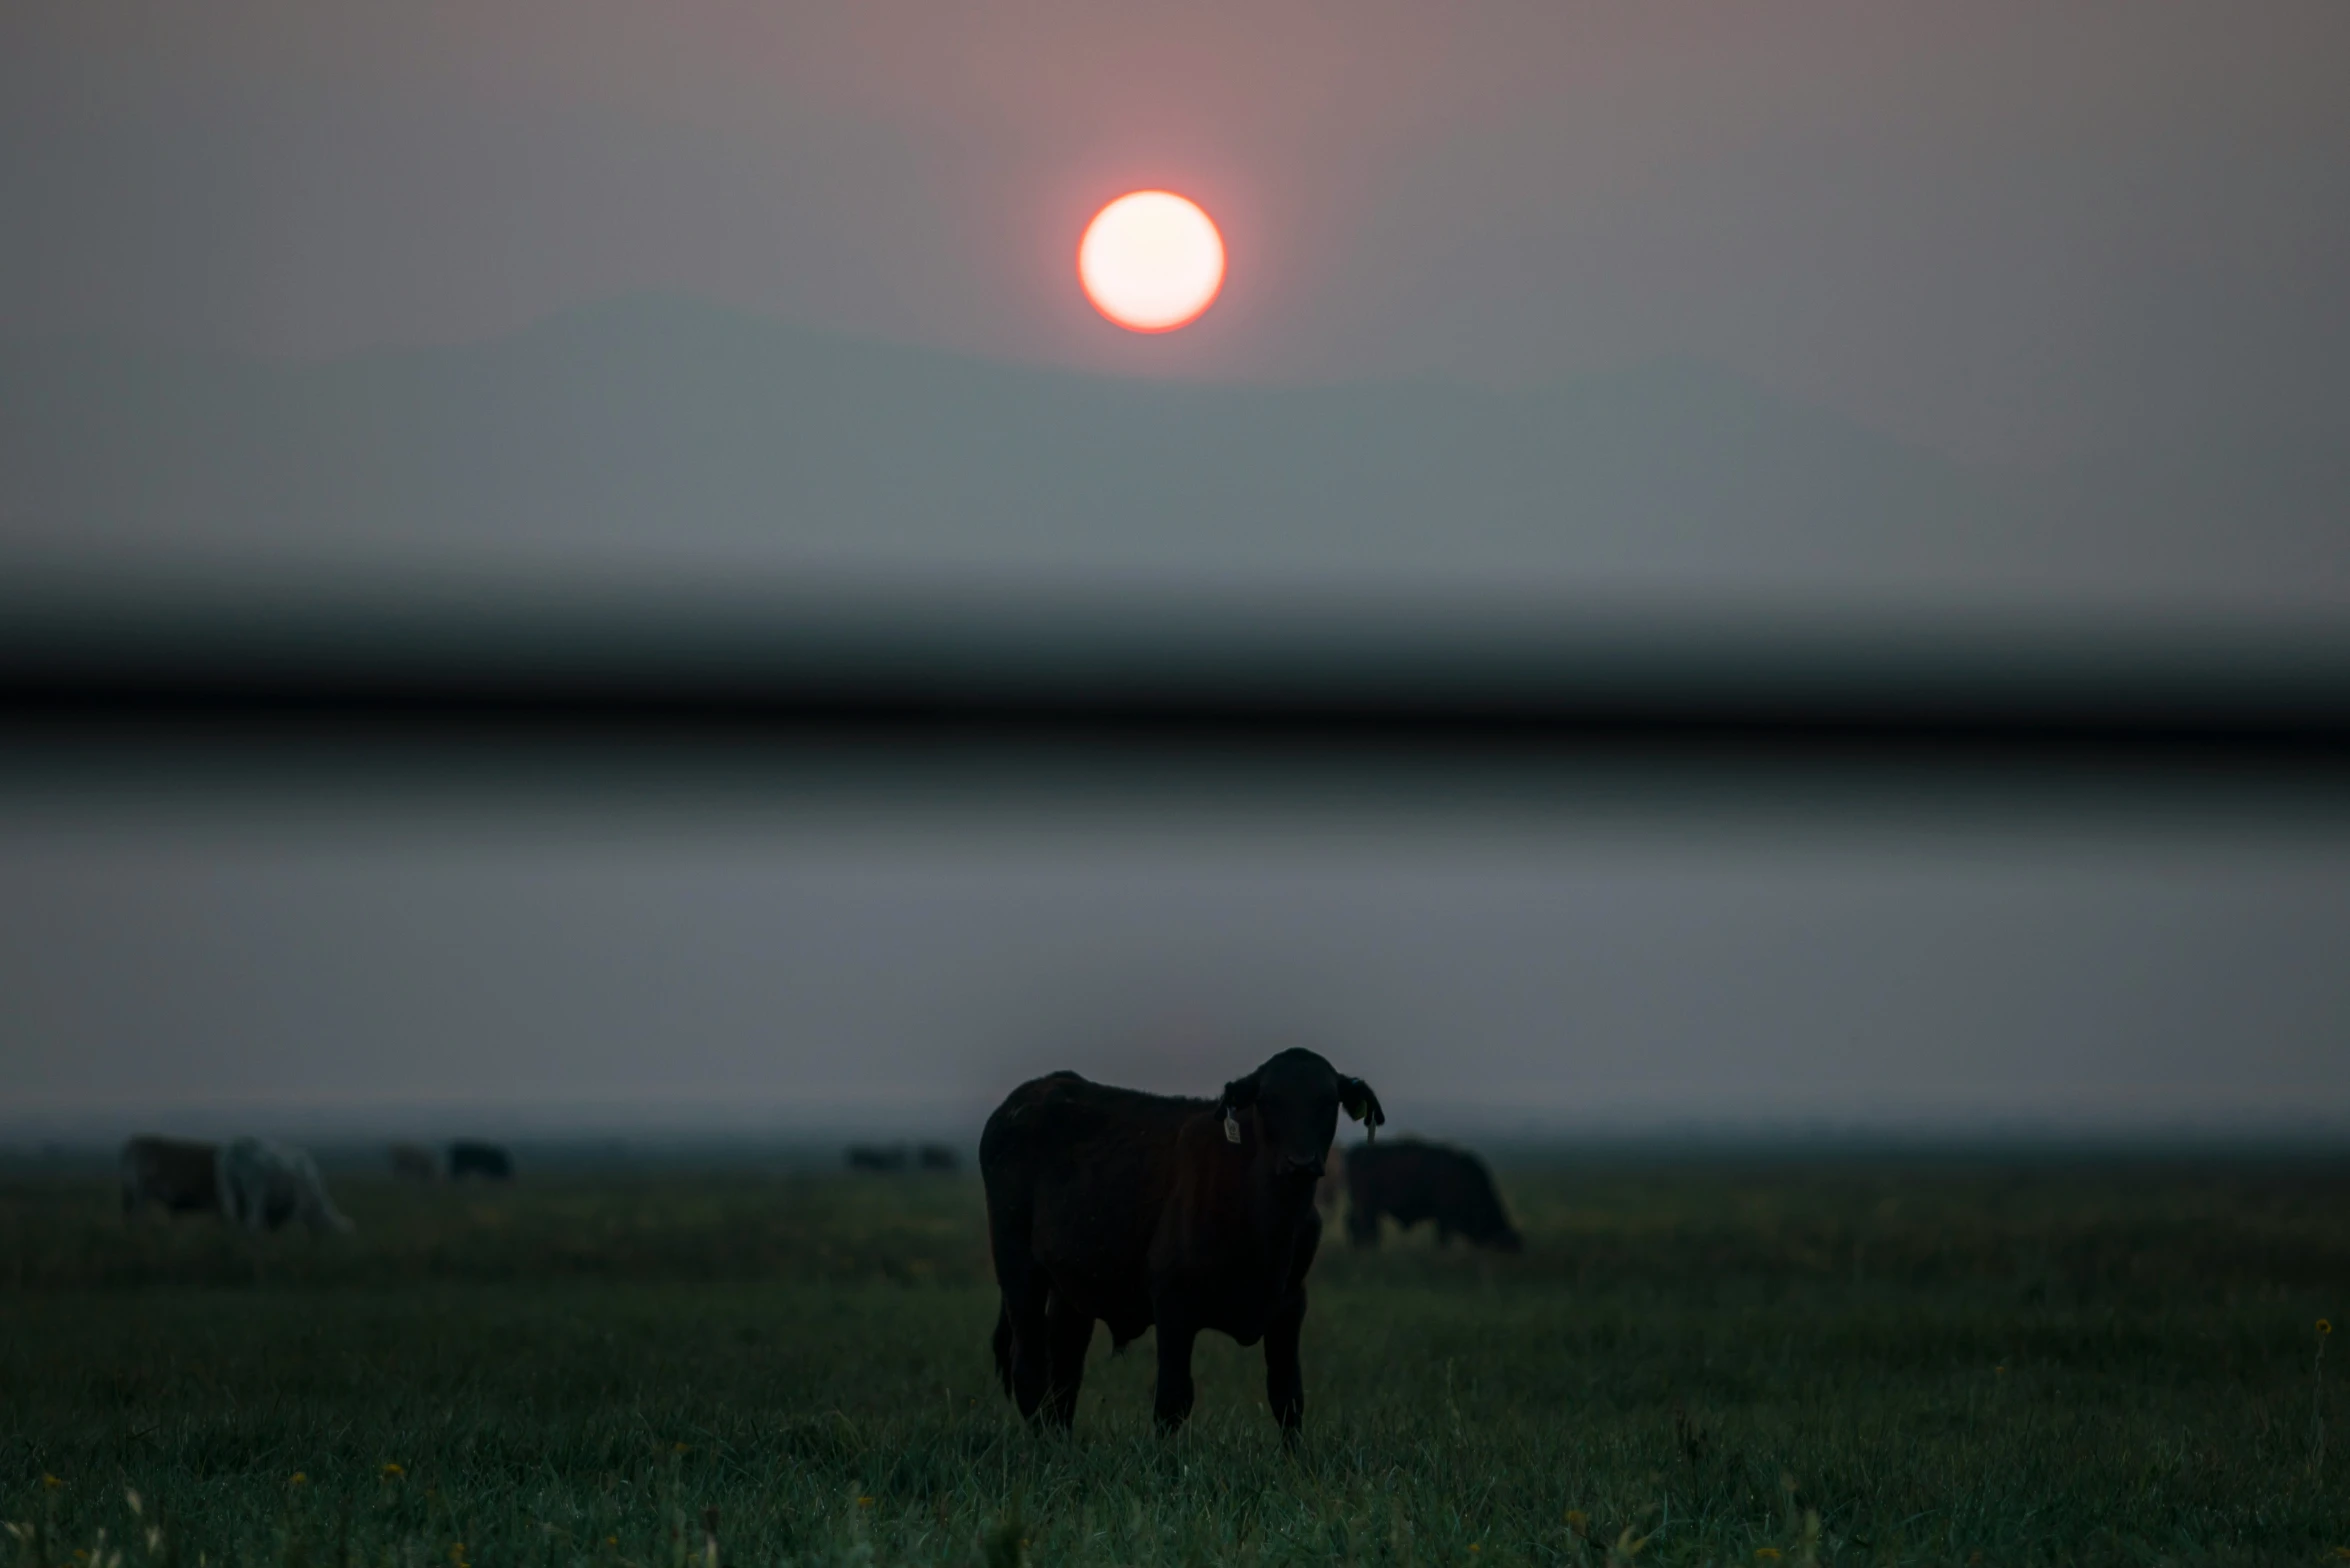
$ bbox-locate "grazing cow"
[121,1136,222,1220]
[846,1143,910,1172]
[389,1143,439,1181]
[916,1142,960,1172]
[1344,1137,1521,1252]
[447,1140,514,1181]
[218,1137,354,1234]
[980,1047,1384,1436]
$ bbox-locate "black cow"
[1344,1137,1521,1252]
[846,1143,910,1172]
[979,1047,1384,1436]
[916,1142,960,1171]
[121,1136,221,1220]
[447,1140,515,1181]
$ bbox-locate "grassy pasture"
[3,1155,2347,1566]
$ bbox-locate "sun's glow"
[1078,191,1225,333]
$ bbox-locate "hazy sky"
[5,0,2346,461]
[5,4,2348,1137]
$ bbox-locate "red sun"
[1077,191,1225,333]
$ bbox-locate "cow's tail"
[991,1302,1013,1397]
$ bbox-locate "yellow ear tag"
[1224,1112,1241,1145]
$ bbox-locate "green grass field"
[4,1155,2348,1566]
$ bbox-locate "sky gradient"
[3,2,2346,1139]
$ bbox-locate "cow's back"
[980,1072,1200,1334]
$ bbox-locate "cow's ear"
[1338,1077,1386,1143]
[1220,1071,1262,1112]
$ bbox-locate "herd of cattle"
[119,1135,522,1234]
[977,1049,1520,1438]
[119,1053,1516,1442]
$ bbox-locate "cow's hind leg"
[1003,1281,1053,1422]
[984,1189,1054,1422]
[1042,1293,1094,1431]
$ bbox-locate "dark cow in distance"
[447,1140,514,1181]
[1345,1137,1521,1252]
[121,1136,221,1220]
[980,1047,1384,1436]
[916,1142,960,1172]
[846,1143,909,1172]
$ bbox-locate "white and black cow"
[218,1137,355,1234]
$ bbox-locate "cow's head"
[1220,1048,1386,1182]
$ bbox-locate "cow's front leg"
[1264,1286,1306,1439]
[1152,1310,1198,1433]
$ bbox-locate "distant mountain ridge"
[1,295,2339,605]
